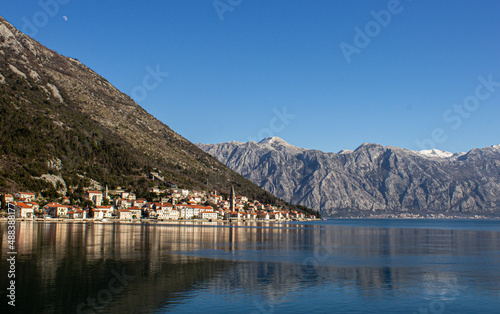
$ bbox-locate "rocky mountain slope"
[0,15,313,213]
[198,137,500,216]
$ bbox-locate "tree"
[42,187,59,199]
[1,194,6,211]
[142,192,158,202]
[87,206,94,219]
[84,200,93,208]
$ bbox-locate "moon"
[63,16,68,21]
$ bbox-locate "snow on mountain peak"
[417,149,454,158]
[338,149,353,154]
[257,137,305,152]
[258,137,293,148]
[259,137,288,145]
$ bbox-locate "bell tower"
[230,185,235,212]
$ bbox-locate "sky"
[2,0,500,153]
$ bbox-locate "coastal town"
[1,173,317,222]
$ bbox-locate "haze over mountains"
[198,137,500,216]
[0,15,313,214]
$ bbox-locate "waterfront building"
[45,203,68,218]
[85,191,103,206]
[201,211,218,220]
[16,192,36,201]
[9,202,34,218]
[117,209,133,220]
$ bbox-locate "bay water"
[1,219,500,313]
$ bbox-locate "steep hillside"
[0,15,311,213]
[198,137,500,217]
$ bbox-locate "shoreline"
[1,217,499,225]
[0,217,320,224]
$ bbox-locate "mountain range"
[0,15,315,215]
[198,137,500,217]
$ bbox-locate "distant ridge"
[198,137,500,216]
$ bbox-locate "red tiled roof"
[46,203,65,207]
[15,202,32,208]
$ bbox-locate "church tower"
[105,185,109,203]
[230,185,235,212]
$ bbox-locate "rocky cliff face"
[198,137,500,216]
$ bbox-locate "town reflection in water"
[1,221,500,313]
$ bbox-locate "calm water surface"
[1,219,500,313]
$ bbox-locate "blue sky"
[2,0,500,153]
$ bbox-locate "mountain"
[198,137,500,217]
[0,15,313,213]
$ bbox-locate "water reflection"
[1,221,499,313]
